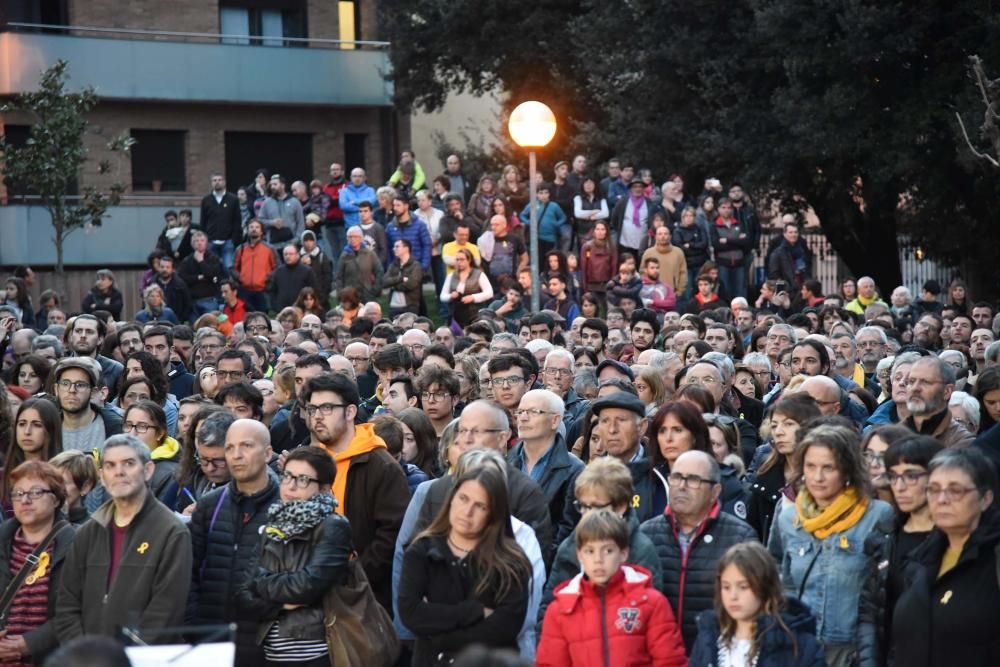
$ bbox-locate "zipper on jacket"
[600,588,610,667]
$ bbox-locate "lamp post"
[508,101,557,313]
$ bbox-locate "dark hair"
[581,318,608,341]
[674,384,716,412]
[883,433,944,470]
[647,401,711,469]
[124,400,169,445]
[302,372,360,409]
[974,365,1000,432]
[4,277,30,310]
[682,340,713,364]
[370,323,398,342]
[630,308,659,334]
[123,351,169,401]
[423,344,455,368]
[397,407,439,477]
[417,466,531,600]
[12,355,51,394]
[758,394,822,475]
[349,317,375,338]
[3,397,63,506]
[374,343,413,372]
[465,321,496,342]
[528,312,555,332]
[487,353,534,381]
[573,346,600,368]
[214,381,264,419]
[295,353,330,371]
[372,415,405,458]
[792,339,831,375]
[117,375,161,411]
[284,446,336,487]
[215,349,251,374]
[416,366,460,397]
[175,405,230,486]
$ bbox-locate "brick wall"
[69,0,218,34]
[307,0,340,41]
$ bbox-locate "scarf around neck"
[795,485,868,540]
[628,194,645,227]
[264,492,337,542]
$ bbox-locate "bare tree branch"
[956,111,1000,167]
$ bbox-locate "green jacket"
[55,491,192,641]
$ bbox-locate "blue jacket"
[521,200,568,243]
[769,497,894,646]
[386,216,432,271]
[864,399,898,431]
[339,182,376,225]
[689,597,826,667]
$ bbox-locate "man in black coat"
[155,255,192,323]
[267,244,315,311]
[200,173,243,270]
[188,419,280,667]
[640,451,756,651]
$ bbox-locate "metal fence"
[753,232,955,297]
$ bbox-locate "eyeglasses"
[862,451,885,464]
[195,453,227,469]
[125,392,150,402]
[216,370,247,381]
[887,470,928,486]
[303,403,349,417]
[405,344,426,352]
[702,413,736,425]
[926,485,980,502]
[456,427,504,439]
[542,368,572,377]
[347,356,370,364]
[490,376,525,388]
[246,324,270,334]
[200,343,224,351]
[124,421,154,434]
[280,472,321,488]
[515,408,553,419]
[573,500,613,513]
[11,489,54,503]
[56,379,92,392]
[666,472,718,489]
[255,387,275,396]
[421,391,452,403]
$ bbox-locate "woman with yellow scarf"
[768,424,894,667]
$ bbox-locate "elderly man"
[333,225,383,303]
[764,323,797,368]
[800,374,869,425]
[856,326,889,378]
[508,389,583,536]
[344,341,376,398]
[399,328,431,366]
[866,351,922,428]
[639,450,756,651]
[903,356,975,448]
[846,276,887,316]
[543,348,590,434]
[412,399,554,565]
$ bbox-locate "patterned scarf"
[264,492,337,543]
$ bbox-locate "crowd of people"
[0,151,998,667]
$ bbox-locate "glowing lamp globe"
[508,101,557,148]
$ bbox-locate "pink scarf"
[629,194,645,227]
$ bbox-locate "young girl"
[689,541,825,667]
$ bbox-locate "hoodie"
[324,423,387,516]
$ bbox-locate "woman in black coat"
[80,269,124,321]
[891,448,1000,667]
[238,447,352,667]
[398,464,532,666]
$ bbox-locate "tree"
[0,59,133,281]
[384,0,1000,299]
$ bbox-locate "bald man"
[327,354,357,380]
[799,375,869,425]
[189,418,280,666]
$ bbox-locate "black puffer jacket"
[746,461,786,542]
[640,502,757,651]
[188,477,281,664]
[238,513,352,645]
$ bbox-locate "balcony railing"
[0,22,393,106]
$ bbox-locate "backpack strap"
[0,520,70,627]
[199,486,229,582]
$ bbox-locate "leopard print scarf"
[264,492,337,542]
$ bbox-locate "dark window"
[1,0,69,28]
[224,132,313,193]
[219,0,307,46]
[344,133,368,173]
[1,123,78,196]
[130,130,186,192]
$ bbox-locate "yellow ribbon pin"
[25,552,50,585]
[839,535,850,550]
[137,542,150,554]
[941,590,953,605]
[631,495,641,509]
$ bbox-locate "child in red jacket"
[536,510,688,667]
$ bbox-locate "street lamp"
[509,101,557,313]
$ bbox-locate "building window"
[344,133,367,172]
[224,131,313,195]
[1,0,69,28]
[338,0,361,49]
[219,1,307,46]
[130,130,186,192]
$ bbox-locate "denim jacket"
[768,497,893,645]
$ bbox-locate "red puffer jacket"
[536,564,688,667]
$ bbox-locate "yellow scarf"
[795,486,868,540]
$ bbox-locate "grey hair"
[742,352,772,373]
[521,388,565,418]
[32,334,63,356]
[939,349,967,371]
[437,417,461,473]
[646,351,678,370]
[346,225,363,237]
[949,391,980,432]
[195,327,225,344]
[891,351,924,377]
[573,368,597,396]
[544,347,575,371]
[454,448,509,481]
[702,352,735,383]
[526,339,554,355]
[490,332,519,348]
[913,354,957,386]
[197,411,236,447]
[985,340,1000,364]
[101,434,152,466]
[928,448,998,495]
[400,328,431,346]
[856,326,888,345]
[769,323,798,344]
[876,356,895,376]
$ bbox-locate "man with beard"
[903,356,974,448]
[301,373,408,611]
[949,313,974,347]
[55,358,123,452]
[143,325,194,400]
[69,314,123,393]
[855,326,889,379]
[831,332,881,395]
[619,308,658,365]
[913,313,944,351]
[188,419,279,666]
[233,220,277,313]
[154,256,192,323]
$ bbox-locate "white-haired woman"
[135,284,179,324]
